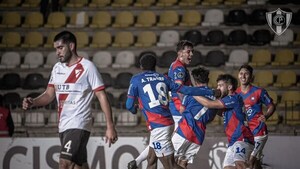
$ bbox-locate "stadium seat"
[279,91,300,108]
[0,73,21,90]
[225,9,247,26]
[22,73,46,89]
[135,31,157,47]
[293,32,300,45]
[112,31,134,47]
[224,0,246,5]
[253,70,274,87]
[134,0,155,6]
[156,0,177,6]
[247,0,267,5]
[111,0,133,7]
[100,73,114,88]
[182,30,202,46]
[90,31,112,48]
[274,70,297,87]
[112,51,135,68]
[0,52,21,69]
[92,51,112,68]
[271,29,294,46]
[44,12,66,28]
[66,0,88,7]
[272,49,294,66]
[116,111,138,126]
[268,91,278,104]
[11,112,23,127]
[285,110,300,125]
[157,10,179,27]
[0,32,21,47]
[265,112,278,125]
[249,49,271,67]
[22,0,40,7]
[202,9,224,26]
[204,50,226,67]
[187,50,204,67]
[157,50,177,68]
[116,92,128,109]
[114,72,133,89]
[89,0,111,7]
[44,32,58,48]
[208,70,225,88]
[22,12,44,28]
[93,111,107,126]
[21,32,44,48]
[47,112,58,127]
[135,11,156,27]
[203,29,225,46]
[67,12,89,28]
[44,52,57,68]
[225,49,249,67]
[179,10,202,27]
[179,0,200,6]
[226,29,248,46]
[295,55,300,66]
[74,32,89,48]
[248,29,272,46]
[25,112,45,127]
[292,9,300,25]
[78,51,89,59]
[89,11,111,28]
[0,0,21,7]
[247,8,268,25]
[20,51,44,69]
[0,12,21,28]
[201,0,223,5]
[157,30,180,47]
[112,11,134,28]
[3,92,21,109]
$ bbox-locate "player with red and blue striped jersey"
[236,64,276,169]
[168,40,193,129]
[126,54,215,169]
[172,67,218,168]
[194,74,254,169]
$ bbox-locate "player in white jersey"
[22,31,118,169]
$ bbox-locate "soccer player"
[22,31,118,169]
[172,67,218,169]
[236,64,276,169]
[126,54,215,169]
[194,74,254,169]
[127,40,195,169]
[168,40,194,129]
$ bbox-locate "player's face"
[178,46,193,65]
[217,80,229,98]
[238,68,252,85]
[54,40,72,63]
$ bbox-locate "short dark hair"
[176,40,194,52]
[140,54,156,71]
[192,67,209,84]
[239,64,253,75]
[217,74,238,91]
[54,31,77,48]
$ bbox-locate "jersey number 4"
[143,82,168,108]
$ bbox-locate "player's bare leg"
[177,159,188,169]
[59,158,76,169]
[146,147,157,169]
[249,155,262,169]
[235,161,247,169]
[158,153,184,169]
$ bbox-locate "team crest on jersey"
[75,69,82,78]
[177,72,184,78]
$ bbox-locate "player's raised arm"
[193,96,224,109]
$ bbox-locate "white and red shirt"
[48,57,104,133]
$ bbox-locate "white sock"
[135,146,149,165]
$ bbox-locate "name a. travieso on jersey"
[141,74,165,83]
